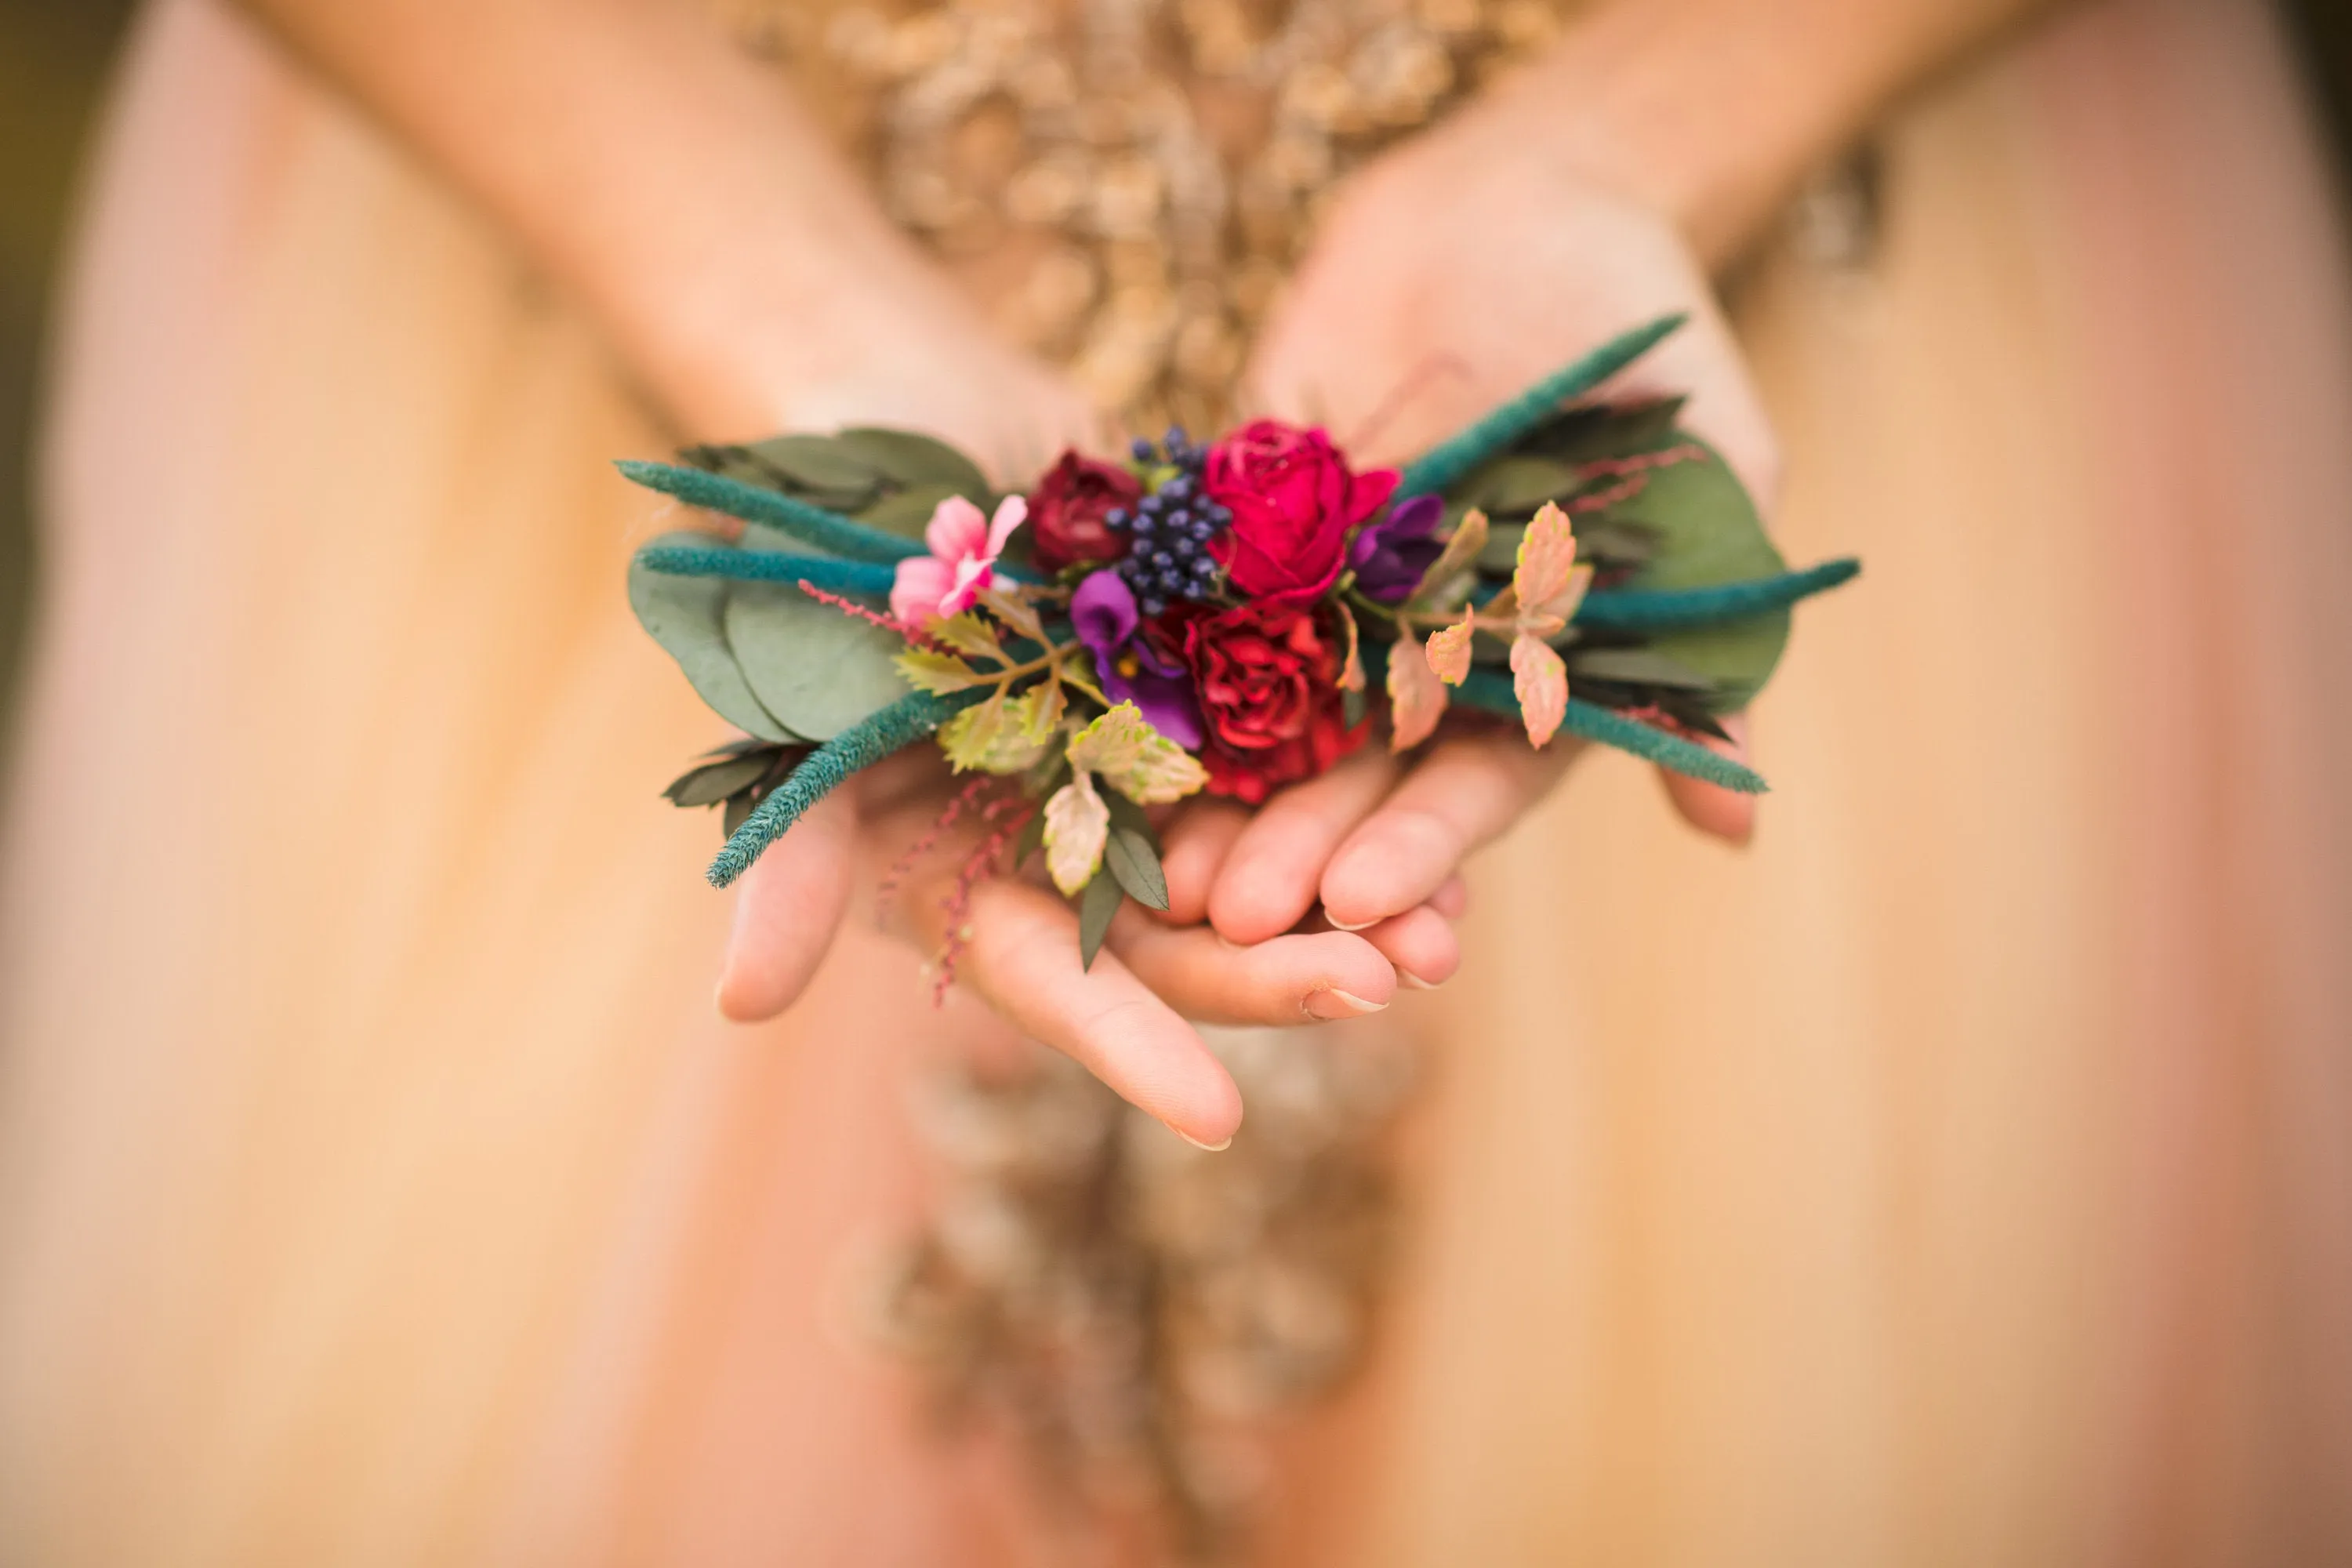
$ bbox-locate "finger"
[716,789,858,1022]
[1156,799,1250,927]
[1207,749,1405,946]
[1357,903,1460,990]
[953,876,1244,1148]
[1659,713,1756,846]
[1319,731,1579,929]
[1426,874,1469,920]
[1110,913,1397,1026]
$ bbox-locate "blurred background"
[0,1,2349,733]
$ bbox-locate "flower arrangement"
[630,315,1859,966]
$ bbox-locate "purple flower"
[1069,570,1205,749]
[1348,494,1448,603]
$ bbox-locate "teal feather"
[1453,667,1769,793]
[1396,314,1689,496]
[708,688,989,888]
[617,460,924,564]
[1575,558,1861,632]
[636,543,898,600]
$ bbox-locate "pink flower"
[891,494,1028,626]
[1202,420,1399,604]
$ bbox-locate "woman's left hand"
[1196,85,1784,947]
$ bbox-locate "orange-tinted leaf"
[1385,628,1449,751]
[1336,601,1366,692]
[1512,501,1580,612]
[1511,634,1569,748]
[1425,611,1476,684]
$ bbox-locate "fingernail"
[1325,913,1377,932]
[1303,986,1388,1021]
[1399,970,1443,991]
[1180,1131,1233,1152]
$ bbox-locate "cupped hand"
[695,302,1461,1149]
[1212,92,1786,944]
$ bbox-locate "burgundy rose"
[1028,450,1142,572]
[1202,420,1400,603]
[1181,601,1366,804]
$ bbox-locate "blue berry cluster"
[1105,427,1229,616]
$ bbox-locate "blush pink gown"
[2,0,2348,1563]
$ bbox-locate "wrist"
[1498,0,2042,269]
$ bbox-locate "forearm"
[1512,0,2067,267]
[229,0,957,434]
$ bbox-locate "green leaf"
[1012,808,1047,871]
[1465,456,1578,516]
[927,612,1007,663]
[895,648,988,695]
[628,532,794,742]
[1101,789,1153,839]
[836,427,993,496]
[1078,872,1123,971]
[744,434,885,496]
[722,792,757,838]
[1103,827,1169,912]
[1563,647,1718,689]
[1605,439,1789,710]
[942,688,1056,774]
[1523,397,1688,466]
[855,482,965,541]
[722,581,911,740]
[665,751,778,807]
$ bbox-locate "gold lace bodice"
[720,0,1580,432]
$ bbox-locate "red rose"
[1181,602,1366,803]
[1028,450,1142,572]
[1202,420,1400,603]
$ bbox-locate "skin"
[231,0,2059,1149]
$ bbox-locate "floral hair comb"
[628,315,1859,967]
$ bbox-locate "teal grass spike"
[709,688,989,887]
[1575,558,1861,633]
[1397,314,1689,497]
[636,543,898,601]
[1454,667,1769,793]
[617,460,924,565]
[1359,643,1769,793]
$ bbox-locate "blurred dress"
[4,0,2352,1563]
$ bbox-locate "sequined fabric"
[707,3,1570,1548]
[720,0,1576,433]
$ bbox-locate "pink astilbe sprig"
[931,795,1035,1006]
[1568,443,1705,514]
[877,774,993,921]
[797,578,949,653]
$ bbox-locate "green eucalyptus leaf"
[629,532,794,742]
[1079,873,1123,970]
[837,427,993,497]
[855,482,966,540]
[1104,827,1170,913]
[722,582,912,740]
[1563,647,1718,689]
[744,434,885,497]
[1573,518,1661,570]
[1606,439,1789,710]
